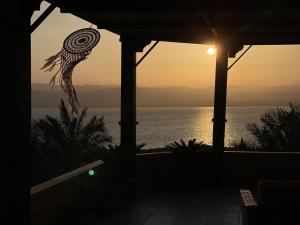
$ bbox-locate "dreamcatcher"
[41,28,101,115]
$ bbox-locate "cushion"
[257,180,300,210]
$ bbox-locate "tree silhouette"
[32,99,112,174]
[247,103,300,152]
[230,138,258,151]
[166,138,208,153]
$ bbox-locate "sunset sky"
[32,1,300,89]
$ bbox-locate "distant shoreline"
[32,83,300,108]
[32,105,288,109]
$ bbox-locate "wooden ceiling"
[46,0,300,45]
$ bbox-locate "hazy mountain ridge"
[32,83,300,108]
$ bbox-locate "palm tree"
[230,138,258,151]
[32,99,112,173]
[247,103,300,152]
[166,138,207,153]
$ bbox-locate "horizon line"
[31,82,300,89]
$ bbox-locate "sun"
[207,47,216,55]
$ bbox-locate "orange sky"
[31,1,300,89]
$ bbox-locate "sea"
[32,106,283,149]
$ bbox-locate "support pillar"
[212,43,229,184]
[120,37,137,186]
[0,3,32,225]
[119,36,149,193]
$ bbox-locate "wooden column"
[0,4,31,225]
[212,43,229,183]
[120,37,137,187]
[119,36,149,192]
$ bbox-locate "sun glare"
[207,47,216,55]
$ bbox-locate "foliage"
[166,138,208,153]
[230,138,259,151]
[31,99,112,185]
[107,143,146,155]
[103,143,147,176]
[246,103,300,152]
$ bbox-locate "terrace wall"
[136,151,300,188]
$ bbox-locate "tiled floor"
[93,187,242,225]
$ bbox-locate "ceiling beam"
[31,4,56,33]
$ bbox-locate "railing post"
[212,43,229,184]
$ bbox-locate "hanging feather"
[41,52,61,70]
[41,28,100,116]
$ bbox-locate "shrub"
[230,138,259,151]
[31,99,112,185]
[247,103,300,152]
[166,138,209,153]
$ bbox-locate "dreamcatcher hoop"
[41,28,101,116]
[63,28,100,54]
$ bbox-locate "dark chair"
[240,180,300,225]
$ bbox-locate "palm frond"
[59,99,71,130]
[246,103,300,152]
[76,107,88,131]
[166,138,206,153]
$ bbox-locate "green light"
[88,169,95,176]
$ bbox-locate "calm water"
[32,107,280,149]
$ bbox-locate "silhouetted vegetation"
[166,138,210,153]
[230,138,259,151]
[108,143,146,154]
[232,103,300,152]
[31,99,112,185]
[98,143,147,182]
